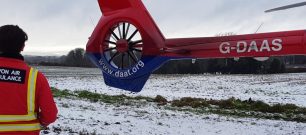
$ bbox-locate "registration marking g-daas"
[219,39,283,54]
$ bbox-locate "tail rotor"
[86,0,170,92]
[103,22,143,70]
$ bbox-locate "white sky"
[0,0,306,56]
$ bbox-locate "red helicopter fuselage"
[86,0,306,92]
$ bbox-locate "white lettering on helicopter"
[114,61,144,78]
[99,59,114,75]
[98,59,145,78]
[219,39,282,54]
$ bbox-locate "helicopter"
[86,0,306,92]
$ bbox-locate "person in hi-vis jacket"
[0,25,58,135]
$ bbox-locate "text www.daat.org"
[98,59,145,78]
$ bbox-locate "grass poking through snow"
[51,87,306,123]
[170,97,306,122]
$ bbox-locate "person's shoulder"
[37,70,46,77]
[28,67,48,80]
[33,69,50,88]
[35,70,47,79]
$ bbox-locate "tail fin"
[86,0,169,92]
[98,0,138,16]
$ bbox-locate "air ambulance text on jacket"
[0,57,58,134]
[0,67,25,83]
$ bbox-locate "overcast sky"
[1,0,306,56]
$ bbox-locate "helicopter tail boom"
[163,30,306,58]
[87,0,306,92]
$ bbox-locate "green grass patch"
[75,91,102,102]
[51,88,155,105]
[171,97,305,114]
[51,88,306,123]
[170,97,306,122]
[172,97,209,108]
[51,87,75,98]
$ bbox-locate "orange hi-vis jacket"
[0,55,58,135]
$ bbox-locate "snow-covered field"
[37,66,306,135]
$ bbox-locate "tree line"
[25,48,94,67]
[154,57,286,74]
[25,48,306,74]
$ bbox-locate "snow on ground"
[36,66,306,135]
[46,98,305,135]
[39,66,306,107]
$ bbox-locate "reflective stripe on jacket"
[0,68,41,132]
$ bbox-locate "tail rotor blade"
[265,2,306,13]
